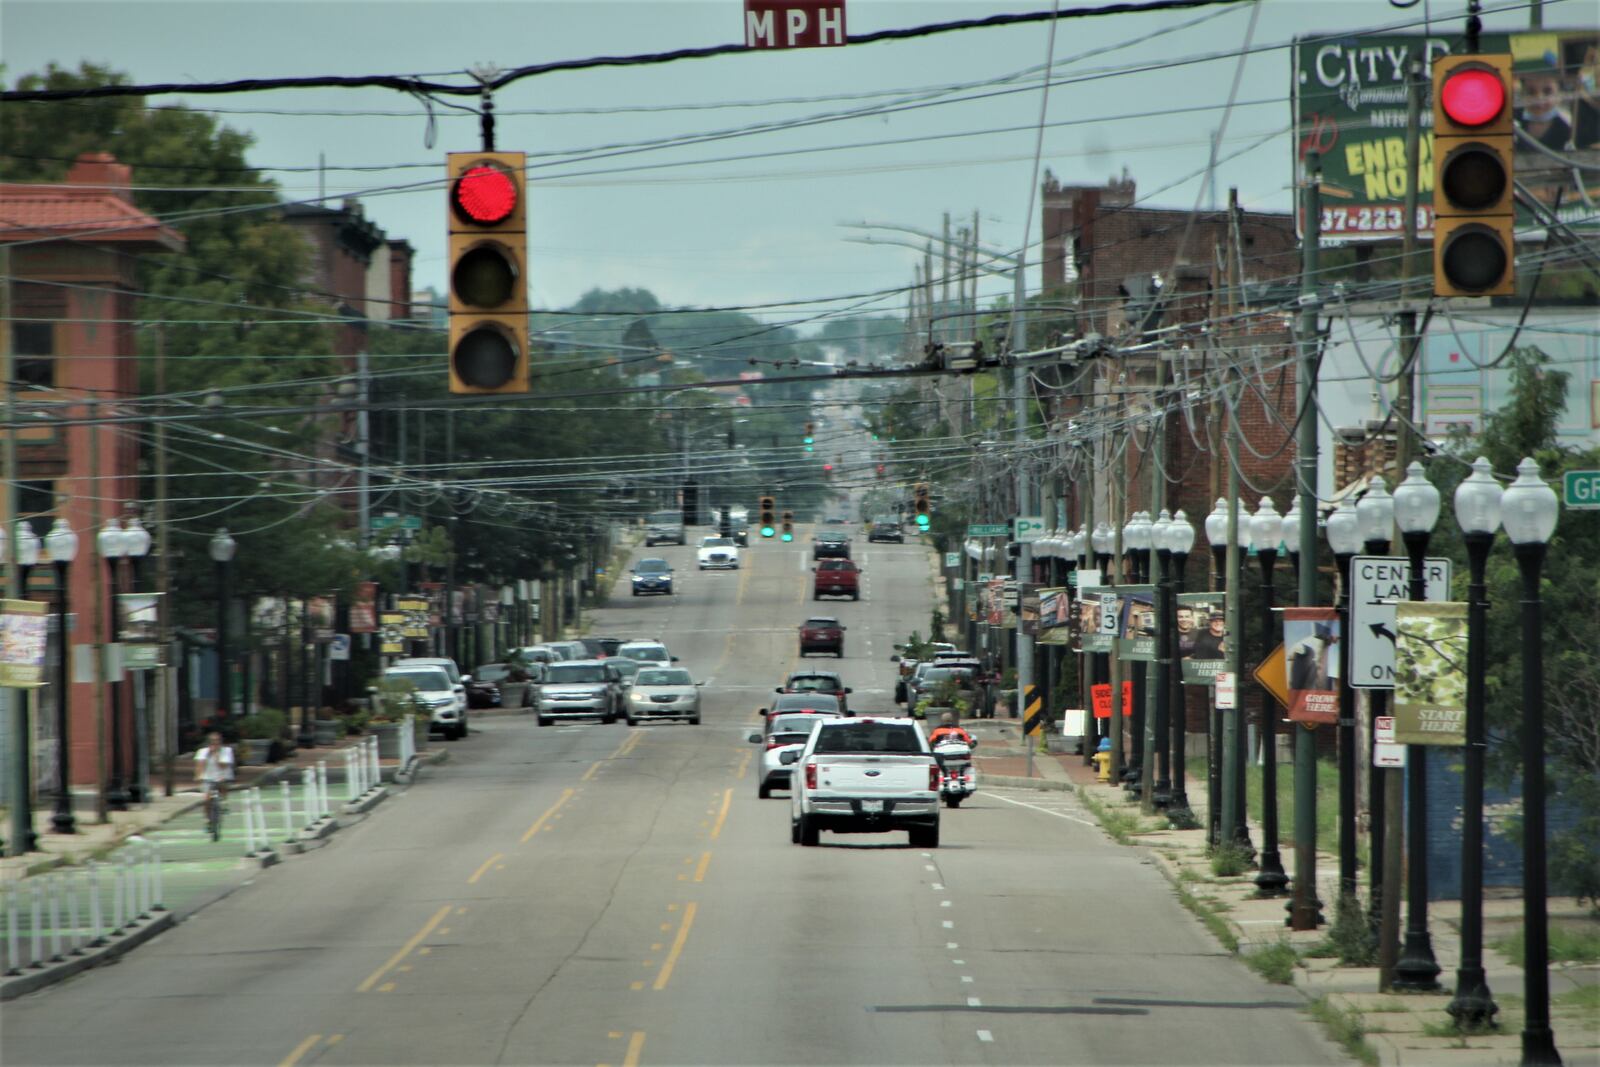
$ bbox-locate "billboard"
[1293,29,1600,240]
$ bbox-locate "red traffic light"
[1439,67,1506,128]
[452,164,519,224]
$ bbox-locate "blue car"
[630,558,674,596]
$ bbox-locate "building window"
[12,321,54,387]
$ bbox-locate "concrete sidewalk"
[971,724,1599,1067]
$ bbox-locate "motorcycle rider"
[928,712,974,749]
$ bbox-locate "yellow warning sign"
[1252,644,1290,709]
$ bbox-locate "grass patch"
[1326,893,1378,966]
[1224,756,1351,859]
[1306,997,1379,1067]
[1177,866,1204,883]
[1554,984,1600,1013]
[1210,841,1253,877]
[1420,1020,1473,1046]
[1076,787,1149,845]
[1243,940,1300,984]
[1176,884,1238,953]
[1491,923,1600,966]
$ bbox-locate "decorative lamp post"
[1500,458,1562,1067]
[121,514,152,802]
[1228,499,1253,855]
[1281,497,1302,581]
[1164,510,1197,826]
[1251,497,1288,895]
[1204,497,1229,591]
[1091,522,1114,578]
[1446,457,1501,1032]
[96,519,130,810]
[45,520,80,834]
[1373,468,1443,993]
[1123,511,1154,791]
[1150,510,1173,807]
[1325,496,1363,903]
[210,529,237,720]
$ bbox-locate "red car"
[799,617,845,658]
[812,559,860,600]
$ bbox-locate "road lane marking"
[947,942,959,949]
[379,982,396,993]
[522,788,575,842]
[581,762,603,782]
[979,789,1098,828]
[932,883,944,890]
[968,997,982,1007]
[962,976,974,983]
[943,920,954,928]
[693,851,711,882]
[652,902,697,990]
[735,750,751,780]
[624,1031,646,1067]
[710,789,732,839]
[468,853,504,885]
[940,900,952,908]
[977,1030,994,1043]
[357,904,452,992]
[279,1035,322,1067]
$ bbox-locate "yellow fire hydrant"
[1093,749,1112,782]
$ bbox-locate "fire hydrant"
[1093,738,1113,782]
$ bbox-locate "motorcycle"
[931,737,976,808]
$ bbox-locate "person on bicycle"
[194,731,235,798]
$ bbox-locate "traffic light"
[803,421,815,452]
[682,480,699,527]
[913,483,931,529]
[1432,54,1515,297]
[781,509,794,542]
[447,151,529,393]
[759,496,776,538]
[822,463,834,474]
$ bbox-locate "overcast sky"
[3,0,1568,328]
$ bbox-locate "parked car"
[867,517,904,544]
[466,664,509,708]
[777,670,852,714]
[750,712,839,798]
[630,557,674,596]
[616,640,676,666]
[534,660,624,726]
[624,666,703,725]
[906,664,983,720]
[382,666,468,740]
[392,656,465,686]
[812,558,860,600]
[544,640,590,662]
[696,536,740,570]
[812,531,851,560]
[798,617,845,658]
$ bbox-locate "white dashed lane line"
[978,788,1100,828]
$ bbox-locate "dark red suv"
[812,559,860,600]
[799,617,845,658]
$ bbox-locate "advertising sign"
[1037,587,1072,645]
[1177,592,1228,683]
[116,592,164,669]
[396,598,430,640]
[309,595,336,642]
[379,613,404,655]
[1293,29,1600,240]
[0,598,48,688]
[1078,591,1115,654]
[1019,584,1041,636]
[1392,601,1469,745]
[1115,585,1157,662]
[350,581,378,634]
[1284,607,1341,725]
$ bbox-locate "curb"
[341,788,388,816]
[0,911,176,1001]
[977,773,1075,792]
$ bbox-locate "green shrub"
[1210,842,1252,877]
[1243,940,1300,984]
[1326,893,1378,966]
[236,708,286,740]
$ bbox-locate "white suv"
[383,666,468,740]
[616,641,675,666]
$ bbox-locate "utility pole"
[2,243,33,856]
[1290,152,1324,931]
[154,327,175,796]
[1225,189,1253,859]
[1011,243,1035,764]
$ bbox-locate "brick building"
[1,153,184,801]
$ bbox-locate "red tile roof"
[0,185,184,251]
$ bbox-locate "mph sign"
[745,0,846,49]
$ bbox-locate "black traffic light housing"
[682,481,699,527]
[1432,55,1515,297]
[781,509,795,542]
[448,152,530,393]
[913,483,931,529]
[759,496,776,537]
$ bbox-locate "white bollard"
[87,861,104,946]
[280,781,294,843]
[122,852,137,927]
[29,879,46,966]
[252,788,268,853]
[137,845,152,918]
[343,750,356,800]
[316,761,329,817]
[4,884,19,974]
[301,769,316,827]
[47,875,64,962]
[368,736,380,788]
[67,868,84,953]
[150,841,165,913]
[241,791,258,855]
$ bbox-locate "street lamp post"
[1501,457,1562,1067]
[210,529,237,720]
[1165,511,1197,827]
[1447,457,1501,1032]
[1326,497,1363,904]
[44,520,79,834]
[1378,468,1443,994]
[1282,497,1302,584]
[4,523,43,851]
[1151,510,1173,808]
[1202,497,1229,850]
[97,519,130,810]
[1091,522,1115,770]
[1252,497,1288,896]
[122,515,151,803]
[1123,510,1153,795]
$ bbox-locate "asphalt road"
[0,528,1350,1067]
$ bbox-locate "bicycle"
[203,781,225,842]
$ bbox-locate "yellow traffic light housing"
[1432,55,1515,297]
[447,151,530,393]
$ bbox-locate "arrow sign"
[1349,556,1451,690]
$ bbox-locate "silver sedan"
[624,667,703,725]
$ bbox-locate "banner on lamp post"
[1177,592,1228,683]
[350,581,378,634]
[0,598,48,688]
[1392,601,1468,746]
[1114,584,1157,661]
[1284,607,1340,725]
[379,613,405,655]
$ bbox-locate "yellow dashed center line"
[710,789,732,839]
[357,904,452,992]
[523,788,575,842]
[734,749,751,780]
[279,1034,322,1067]
[624,1031,646,1067]
[652,902,697,991]
[693,851,711,883]
[467,852,504,885]
[581,761,603,782]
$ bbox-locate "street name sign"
[744,0,846,49]
[1013,515,1046,543]
[371,514,422,532]
[944,552,960,568]
[967,523,1009,537]
[1563,469,1600,509]
[1349,556,1451,689]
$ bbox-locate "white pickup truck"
[782,717,941,848]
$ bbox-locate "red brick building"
[2,153,183,800]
